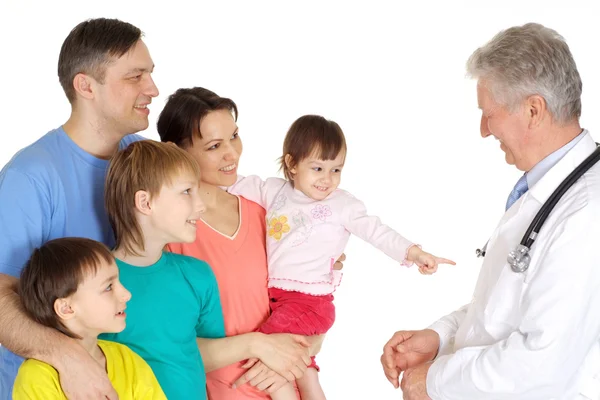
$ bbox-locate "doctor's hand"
[381,329,439,388]
[401,362,433,400]
[407,247,455,275]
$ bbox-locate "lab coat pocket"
[483,263,527,339]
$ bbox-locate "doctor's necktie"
[505,174,529,211]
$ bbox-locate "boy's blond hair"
[105,140,201,256]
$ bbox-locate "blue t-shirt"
[100,252,225,400]
[0,126,144,398]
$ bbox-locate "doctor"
[381,23,600,399]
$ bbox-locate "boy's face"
[65,261,131,336]
[149,170,205,244]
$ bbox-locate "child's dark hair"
[19,237,115,339]
[279,115,347,181]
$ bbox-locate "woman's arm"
[197,332,312,381]
[230,334,325,392]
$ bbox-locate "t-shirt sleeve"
[12,359,65,399]
[188,260,226,339]
[128,347,167,400]
[0,169,52,277]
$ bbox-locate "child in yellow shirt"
[12,237,166,399]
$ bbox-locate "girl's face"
[287,149,346,201]
[185,109,242,188]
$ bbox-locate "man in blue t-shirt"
[0,18,158,399]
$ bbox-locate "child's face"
[67,261,131,336]
[289,150,345,201]
[150,170,205,244]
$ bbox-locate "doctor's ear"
[526,95,547,128]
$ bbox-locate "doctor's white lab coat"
[427,133,600,399]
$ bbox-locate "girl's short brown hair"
[279,115,347,181]
[19,237,114,339]
[105,140,201,256]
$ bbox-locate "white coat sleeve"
[427,304,470,357]
[426,213,600,399]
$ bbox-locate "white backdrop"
[1,1,600,398]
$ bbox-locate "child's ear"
[134,190,152,215]
[54,298,75,321]
[284,154,297,175]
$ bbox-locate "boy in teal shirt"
[100,140,225,399]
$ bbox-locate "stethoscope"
[476,144,600,273]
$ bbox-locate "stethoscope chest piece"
[480,143,600,274]
[507,244,531,273]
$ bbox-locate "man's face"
[477,80,530,171]
[92,40,159,137]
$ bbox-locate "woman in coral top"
[157,87,337,399]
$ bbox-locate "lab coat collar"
[528,131,596,206]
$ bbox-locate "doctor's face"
[477,80,530,171]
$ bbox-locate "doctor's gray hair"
[466,23,582,125]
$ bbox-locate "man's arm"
[427,304,470,358]
[427,216,600,399]
[0,170,73,361]
[0,274,66,360]
[0,170,117,399]
[0,274,117,399]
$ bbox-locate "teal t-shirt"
[100,252,225,400]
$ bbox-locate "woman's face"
[186,109,243,187]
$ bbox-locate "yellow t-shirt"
[12,340,166,400]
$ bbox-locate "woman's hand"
[250,333,311,381]
[233,359,289,393]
